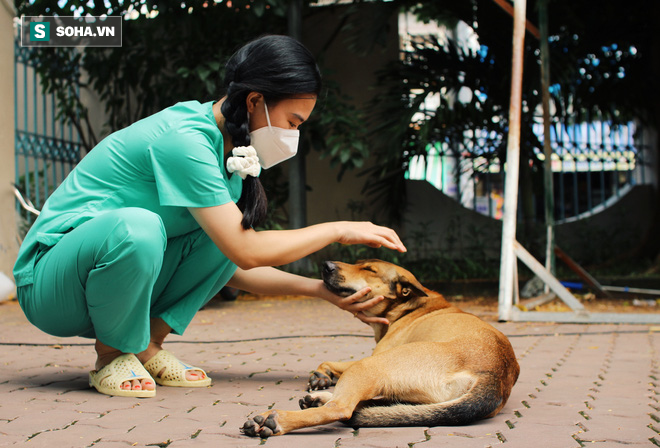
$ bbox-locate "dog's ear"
[397,275,428,299]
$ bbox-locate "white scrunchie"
[226,146,261,179]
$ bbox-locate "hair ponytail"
[221,83,268,229]
[220,35,322,230]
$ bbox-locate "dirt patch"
[232,291,660,323]
[447,292,660,322]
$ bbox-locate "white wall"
[0,2,18,285]
[303,4,400,226]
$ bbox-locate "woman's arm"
[227,266,390,325]
[189,202,406,270]
[226,265,322,296]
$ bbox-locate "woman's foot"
[135,318,208,383]
[94,340,155,392]
[93,318,206,393]
[136,342,207,382]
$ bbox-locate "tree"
[361,0,659,263]
[16,0,372,242]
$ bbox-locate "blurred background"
[2,0,659,306]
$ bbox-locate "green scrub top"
[13,100,242,288]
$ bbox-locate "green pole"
[539,0,555,278]
[287,0,312,273]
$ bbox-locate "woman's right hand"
[335,221,407,253]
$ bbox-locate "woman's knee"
[18,285,93,338]
[101,208,167,270]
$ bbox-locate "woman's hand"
[335,221,407,253]
[228,268,390,326]
[320,285,390,326]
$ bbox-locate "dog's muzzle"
[322,261,357,297]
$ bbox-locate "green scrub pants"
[18,208,236,354]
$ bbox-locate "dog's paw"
[240,412,281,438]
[299,394,324,409]
[308,370,336,390]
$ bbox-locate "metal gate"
[14,39,82,233]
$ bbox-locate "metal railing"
[14,40,82,231]
[406,119,650,223]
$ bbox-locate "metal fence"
[14,40,82,229]
[535,119,646,222]
[406,128,505,219]
[406,119,650,223]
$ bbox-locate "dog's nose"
[323,261,337,277]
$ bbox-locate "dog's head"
[322,259,429,326]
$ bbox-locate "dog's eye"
[362,266,376,273]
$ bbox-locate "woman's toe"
[142,379,155,391]
[185,370,205,381]
[132,379,142,390]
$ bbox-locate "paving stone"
[168,430,264,447]
[575,414,657,445]
[329,426,427,447]
[258,425,352,447]
[2,298,660,446]
[426,419,503,441]
[500,421,584,447]
[20,421,112,447]
[2,409,85,438]
[424,428,501,448]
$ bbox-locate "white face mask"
[249,103,300,169]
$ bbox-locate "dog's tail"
[347,373,505,427]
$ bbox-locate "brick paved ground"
[1,295,659,447]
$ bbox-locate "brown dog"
[241,260,519,437]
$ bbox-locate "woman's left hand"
[321,285,390,326]
[228,268,390,326]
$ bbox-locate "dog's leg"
[308,361,356,390]
[299,391,333,409]
[242,358,383,437]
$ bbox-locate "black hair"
[221,35,322,229]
